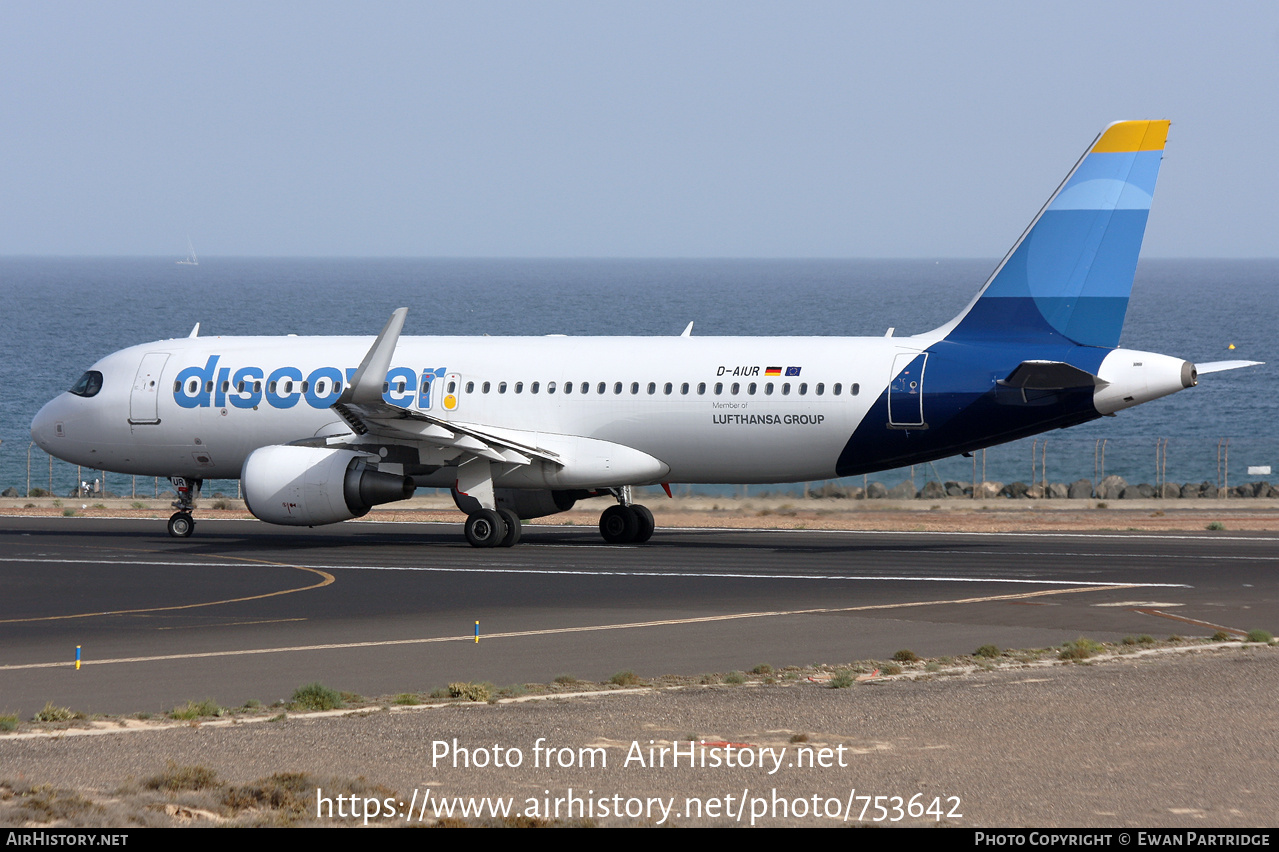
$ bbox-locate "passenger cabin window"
[782,383,790,395]
[747,383,757,395]
[515,382,524,393]
[646,382,656,395]
[799,383,807,395]
[70,371,103,398]
[466,381,474,393]
[482,381,491,393]
[765,383,774,395]
[714,382,723,395]
[697,382,706,394]
[731,382,740,394]
[680,382,689,395]
[852,383,860,395]
[816,383,825,395]
[531,382,540,394]
[581,382,589,394]
[631,382,639,394]
[833,383,842,395]
[499,382,508,394]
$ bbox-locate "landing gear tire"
[631,504,655,543]
[465,509,506,548]
[599,504,640,544]
[167,511,195,538]
[497,508,522,548]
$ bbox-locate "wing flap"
[334,399,561,466]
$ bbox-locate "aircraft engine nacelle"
[242,445,416,526]
[451,487,583,520]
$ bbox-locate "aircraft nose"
[31,396,66,453]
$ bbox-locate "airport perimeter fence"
[4,436,1279,505]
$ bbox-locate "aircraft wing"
[330,307,560,467]
[331,399,560,466]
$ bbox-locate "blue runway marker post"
[475,621,479,643]
[75,645,81,671]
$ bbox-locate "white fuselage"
[32,332,942,487]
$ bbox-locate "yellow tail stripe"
[1091,119,1170,153]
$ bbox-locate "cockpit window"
[69,371,104,398]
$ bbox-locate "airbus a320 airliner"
[31,121,1258,547]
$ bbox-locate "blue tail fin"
[938,120,1169,347]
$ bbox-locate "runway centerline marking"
[0,584,1137,671]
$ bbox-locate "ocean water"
[1,257,1274,498]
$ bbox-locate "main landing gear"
[463,507,522,548]
[167,476,202,538]
[598,486,654,545]
[599,503,654,544]
[455,462,656,548]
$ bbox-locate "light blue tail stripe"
[947,146,1163,348]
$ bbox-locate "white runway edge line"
[0,556,1191,586]
[22,516,1279,544]
[0,583,1135,671]
[345,518,1279,543]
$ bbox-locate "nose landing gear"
[167,477,202,538]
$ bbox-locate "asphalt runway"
[1,516,1275,717]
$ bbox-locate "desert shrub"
[290,682,343,711]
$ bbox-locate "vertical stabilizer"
[937,120,1169,347]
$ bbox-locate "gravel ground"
[2,644,1276,827]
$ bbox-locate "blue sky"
[4,1,1277,257]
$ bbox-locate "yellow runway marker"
[0,584,1130,671]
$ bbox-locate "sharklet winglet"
[339,308,408,406]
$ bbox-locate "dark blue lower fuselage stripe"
[835,340,1107,477]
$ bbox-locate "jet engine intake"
[242,445,415,526]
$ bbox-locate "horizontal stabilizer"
[1196,360,1263,374]
[1000,360,1107,390]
